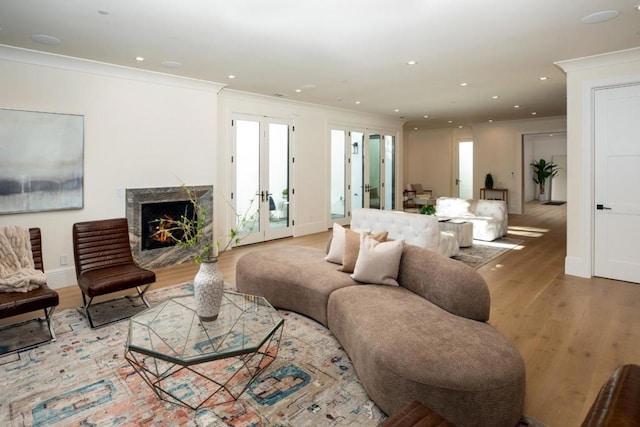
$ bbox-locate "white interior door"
[594,84,640,283]
[457,141,473,199]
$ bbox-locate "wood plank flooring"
[4,202,639,426]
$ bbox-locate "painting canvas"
[0,108,84,214]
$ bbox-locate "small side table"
[439,220,473,247]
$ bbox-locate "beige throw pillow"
[351,234,403,286]
[340,229,388,273]
[324,223,346,264]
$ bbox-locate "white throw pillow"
[325,223,346,264]
[351,233,403,286]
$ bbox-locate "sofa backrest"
[398,244,490,321]
[351,208,441,252]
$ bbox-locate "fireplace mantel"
[126,185,213,269]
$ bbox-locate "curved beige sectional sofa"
[236,242,526,426]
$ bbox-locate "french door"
[329,127,396,224]
[233,115,293,245]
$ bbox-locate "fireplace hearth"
[126,186,213,269]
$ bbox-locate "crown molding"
[0,44,226,93]
[555,47,640,74]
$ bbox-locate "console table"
[480,188,508,205]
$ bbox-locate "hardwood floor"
[4,203,639,426]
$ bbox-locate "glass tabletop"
[126,291,283,365]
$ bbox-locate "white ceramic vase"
[193,258,224,321]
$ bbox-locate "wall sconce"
[352,142,359,154]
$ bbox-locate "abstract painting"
[0,108,84,214]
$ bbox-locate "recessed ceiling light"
[460,82,468,86]
[414,127,418,130]
[295,89,302,93]
[394,109,400,112]
[492,95,499,99]
[488,120,493,123]
[514,105,520,109]
[355,101,361,105]
[539,76,548,81]
[228,75,236,79]
[448,120,453,124]
[406,60,417,65]
[98,9,109,15]
[423,115,429,118]
[458,125,463,129]
[31,34,61,45]
[161,61,182,69]
[135,56,144,62]
[635,5,640,12]
[532,112,537,115]
[582,10,620,24]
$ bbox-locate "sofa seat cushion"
[327,285,525,426]
[462,217,502,242]
[236,245,359,326]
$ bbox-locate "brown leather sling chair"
[72,218,155,328]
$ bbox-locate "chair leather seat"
[78,264,156,298]
[0,284,59,319]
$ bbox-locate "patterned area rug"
[1,282,541,426]
[0,283,385,426]
[453,237,523,269]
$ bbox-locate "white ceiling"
[1,1,639,129]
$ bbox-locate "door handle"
[364,184,370,192]
[596,204,611,210]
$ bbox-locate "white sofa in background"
[351,208,459,257]
[435,197,508,242]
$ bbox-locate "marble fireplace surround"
[126,185,213,269]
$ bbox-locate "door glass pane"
[369,134,381,209]
[268,123,289,230]
[330,130,346,219]
[351,132,364,211]
[384,135,395,210]
[458,141,473,200]
[236,120,261,234]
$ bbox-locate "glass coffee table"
[124,291,284,410]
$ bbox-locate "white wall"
[0,47,223,287]
[404,117,567,214]
[0,47,403,288]
[555,47,640,278]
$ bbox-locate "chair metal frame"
[0,228,59,356]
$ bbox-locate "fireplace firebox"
[141,200,195,251]
[126,186,213,269]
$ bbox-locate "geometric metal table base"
[124,292,284,410]
[125,324,282,410]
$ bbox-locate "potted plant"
[530,158,559,201]
[485,173,494,190]
[151,183,257,320]
[420,204,436,215]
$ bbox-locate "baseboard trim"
[565,256,591,278]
